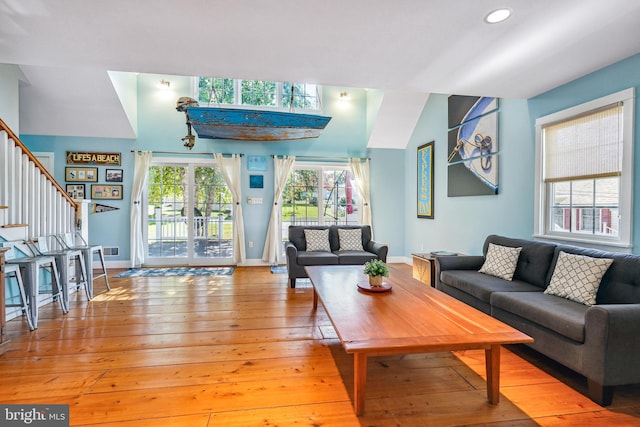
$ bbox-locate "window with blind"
[534,88,635,247]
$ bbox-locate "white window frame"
[285,162,360,226]
[193,77,322,113]
[534,88,635,249]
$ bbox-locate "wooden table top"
[305,265,533,356]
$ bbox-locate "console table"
[412,252,460,287]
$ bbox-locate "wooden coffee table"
[305,265,533,416]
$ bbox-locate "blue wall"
[403,95,535,256]
[12,51,640,263]
[19,73,403,263]
[528,53,640,252]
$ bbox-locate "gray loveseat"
[435,234,640,406]
[285,225,388,288]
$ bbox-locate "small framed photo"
[65,166,98,182]
[91,184,123,200]
[105,168,123,182]
[249,174,264,189]
[66,184,85,199]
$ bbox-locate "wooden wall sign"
[66,151,121,166]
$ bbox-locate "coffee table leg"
[485,344,500,404]
[313,289,318,309]
[354,352,367,415]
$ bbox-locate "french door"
[144,159,234,266]
[282,165,360,227]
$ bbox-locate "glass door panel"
[145,162,233,265]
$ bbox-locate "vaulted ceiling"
[2,0,640,147]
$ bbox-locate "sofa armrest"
[285,242,298,260]
[365,240,388,262]
[584,304,640,385]
[434,255,484,289]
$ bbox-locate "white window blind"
[543,103,623,182]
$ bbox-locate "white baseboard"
[108,257,411,269]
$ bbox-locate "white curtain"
[214,153,246,264]
[349,158,372,227]
[130,150,153,267]
[262,155,296,264]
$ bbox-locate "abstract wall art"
[447,95,499,197]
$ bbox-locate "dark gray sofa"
[435,234,640,406]
[285,225,388,288]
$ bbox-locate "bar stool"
[29,236,90,306]
[4,263,36,330]
[2,242,67,329]
[56,232,109,298]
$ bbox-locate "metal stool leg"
[96,247,110,291]
[5,266,35,331]
[75,252,90,300]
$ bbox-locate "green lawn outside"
[282,204,319,221]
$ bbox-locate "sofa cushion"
[545,251,613,306]
[439,270,542,304]
[296,251,339,266]
[491,291,589,343]
[288,225,329,250]
[484,235,557,289]
[551,245,640,304]
[336,251,377,265]
[304,229,331,252]
[479,243,522,281]
[338,228,364,251]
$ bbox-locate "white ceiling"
[2,0,640,145]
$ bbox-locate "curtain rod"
[131,150,243,156]
[272,155,370,161]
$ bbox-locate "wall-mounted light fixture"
[339,92,351,101]
[157,79,171,89]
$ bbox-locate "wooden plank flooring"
[1,264,639,426]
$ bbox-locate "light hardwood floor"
[1,264,639,426]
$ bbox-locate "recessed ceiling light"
[485,8,511,24]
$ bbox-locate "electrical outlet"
[248,241,254,248]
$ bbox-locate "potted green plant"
[363,259,389,287]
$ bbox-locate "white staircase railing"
[0,118,77,238]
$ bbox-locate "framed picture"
[249,174,264,189]
[66,184,85,199]
[65,166,98,182]
[105,169,123,182]
[91,184,123,200]
[247,155,268,171]
[417,141,434,219]
[447,96,499,196]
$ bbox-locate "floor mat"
[270,266,288,274]
[115,267,235,278]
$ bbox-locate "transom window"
[195,77,320,111]
[534,88,635,248]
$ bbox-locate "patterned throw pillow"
[478,243,522,281]
[338,229,364,251]
[304,229,331,252]
[544,251,613,306]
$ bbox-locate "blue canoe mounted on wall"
[186,106,332,141]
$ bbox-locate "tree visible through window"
[281,166,359,227]
[195,77,319,110]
